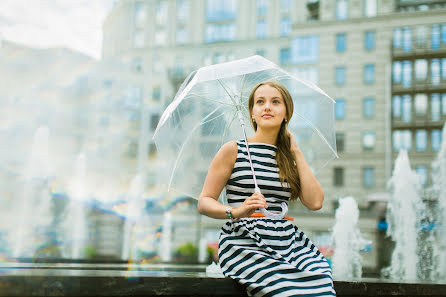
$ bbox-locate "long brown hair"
[248,81,301,200]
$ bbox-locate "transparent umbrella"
[153,55,337,217]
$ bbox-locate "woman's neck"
[248,128,280,145]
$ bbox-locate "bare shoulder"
[213,141,237,167]
[219,141,237,157]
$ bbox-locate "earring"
[252,118,256,123]
[284,119,287,123]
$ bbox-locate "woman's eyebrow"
[256,96,282,99]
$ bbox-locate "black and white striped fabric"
[219,140,336,297]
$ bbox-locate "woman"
[198,81,336,296]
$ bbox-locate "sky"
[0,0,115,59]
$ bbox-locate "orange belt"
[250,213,294,221]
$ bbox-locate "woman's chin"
[257,121,282,129]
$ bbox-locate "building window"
[150,114,161,131]
[442,58,446,80]
[336,132,345,152]
[290,67,318,84]
[280,18,291,37]
[134,1,146,27]
[363,97,375,118]
[364,0,377,17]
[392,130,412,152]
[280,48,291,65]
[336,33,347,53]
[152,86,161,101]
[205,23,236,43]
[402,94,412,122]
[176,27,187,44]
[415,165,428,187]
[442,93,446,116]
[363,167,375,188]
[414,59,428,81]
[415,129,427,152]
[134,31,145,48]
[335,99,345,119]
[402,27,412,52]
[414,93,427,116]
[126,140,138,158]
[148,142,157,158]
[154,30,166,46]
[307,0,320,21]
[392,95,401,117]
[335,66,346,85]
[211,52,224,64]
[291,35,319,64]
[431,129,442,151]
[206,0,237,21]
[255,49,265,57]
[393,28,402,49]
[336,0,348,20]
[431,24,441,50]
[257,0,268,17]
[126,86,142,109]
[156,0,168,25]
[281,0,291,13]
[402,60,412,87]
[442,24,446,44]
[334,167,344,187]
[431,59,441,85]
[256,20,267,39]
[364,64,375,84]
[415,25,427,47]
[442,24,446,45]
[362,131,375,151]
[131,57,142,73]
[177,0,189,23]
[364,31,375,50]
[392,61,402,83]
[431,93,441,121]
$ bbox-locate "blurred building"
[102,0,446,272]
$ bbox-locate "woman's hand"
[287,129,301,154]
[232,192,268,218]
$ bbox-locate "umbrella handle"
[255,187,288,219]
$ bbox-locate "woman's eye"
[273,100,280,104]
[256,100,264,104]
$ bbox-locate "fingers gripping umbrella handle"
[255,187,288,219]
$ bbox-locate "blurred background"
[0,0,445,282]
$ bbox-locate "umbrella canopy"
[153,55,337,200]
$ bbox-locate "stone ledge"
[0,266,445,297]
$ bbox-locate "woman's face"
[251,84,287,129]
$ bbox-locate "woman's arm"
[198,141,268,219]
[198,141,237,219]
[289,132,324,211]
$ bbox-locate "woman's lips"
[262,114,273,119]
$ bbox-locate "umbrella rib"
[217,79,237,106]
[239,74,246,105]
[219,109,238,148]
[294,112,339,158]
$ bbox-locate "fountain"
[431,123,446,281]
[331,196,368,279]
[159,211,172,262]
[384,150,427,281]
[62,153,89,259]
[11,126,53,258]
[121,174,145,260]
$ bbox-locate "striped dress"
[218,140,336,297]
